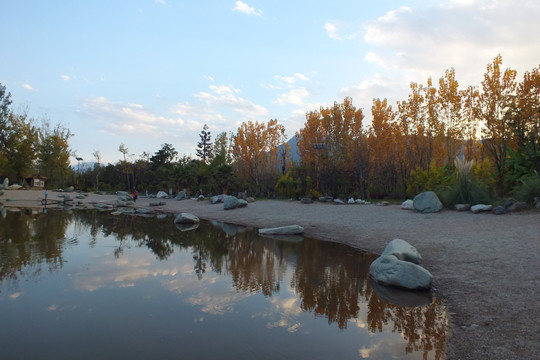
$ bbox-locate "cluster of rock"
[208,194,253,210]
[369,239,432,290]
[402,191,533,215]
[315,196,372,205]
[116,191,134,206]
[461,198,529,215]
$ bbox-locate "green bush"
[438,158,493,207]
[275,172,301,199]
[406,164,448,198]
[513,174,540,204]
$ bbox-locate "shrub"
[275,172,301,199]
[438,157,493,207]
[513,174,540,204]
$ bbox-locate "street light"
[76,157,83,186]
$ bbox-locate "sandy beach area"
[1,189,539,359]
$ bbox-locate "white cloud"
[192,84,267,117]
[275,73,309,85]
[60,75,70,82]
[275,88,310,106]
[233,1,262,17]
[324,22,341,40]
[22,83,35,91]
[362,0,540,86]
[82,96,184,138]
[154,0,166,5]
[324,22,360,41]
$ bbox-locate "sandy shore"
[1,189,539,359]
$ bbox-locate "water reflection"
[0,209,448,360]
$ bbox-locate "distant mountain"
[278,135,300,164]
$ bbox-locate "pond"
[0,208,448,360]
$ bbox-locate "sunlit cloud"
[233,1,262,17]
[275,88,310,105]
[324,22,360,40]
[362,0,540,86]
[155,0,166,5]
[324,22,341,40]
[81,96,185,139]
[22,83,35,91]
[274,73,309,85]
[181,84,268,121]
[60,75,71,82]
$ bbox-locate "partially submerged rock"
[258,225,304,235]
[369,255,432,290]
[174,212,200,224]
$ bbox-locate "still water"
[0,208,448,360]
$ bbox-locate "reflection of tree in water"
[292,239,374,329]
[293,238,448,360]
[0,209,69,285]
[227,236,288,296]
[2,210,447,359]
[367,292,448,360]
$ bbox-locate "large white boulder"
[413,191,443,213]
[369,255,432,290]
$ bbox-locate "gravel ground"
[2,189,539,359]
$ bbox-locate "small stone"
[401,199,414,210]
[455,204,471,211]
[470,204,493,213]
[493,206,506,215]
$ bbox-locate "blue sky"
[2,0,539,164]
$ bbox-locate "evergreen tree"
[196,124,212,162]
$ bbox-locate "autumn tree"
[460,85,481,162]
[37,122,73,187]
[233,119,287,196]
[438,69,462,165]
[296,97,365,196]
[510,65,540,175]
[6,113,39,182]
[478,55,517,194]
[368,98,399,196]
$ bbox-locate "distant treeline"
[2,55,539,205]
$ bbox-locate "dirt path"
[2,189,539,359]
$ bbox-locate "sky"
[2,0,540,165]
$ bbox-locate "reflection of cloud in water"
[9,292,22,300]
[358,337,420,359]
[72,252,181,292]
[163,272,253,315]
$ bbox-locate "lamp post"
[76,157,83,186]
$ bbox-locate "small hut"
[25,175,47,189]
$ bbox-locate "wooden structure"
[25,175,47,189]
